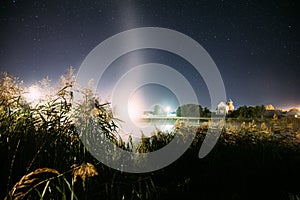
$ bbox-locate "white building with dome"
[217,99,235,115]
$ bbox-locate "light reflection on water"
[117,120,203,143]
[117,120,175,143]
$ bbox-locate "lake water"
[117,119,203,143]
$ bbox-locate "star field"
[0,0,299,109]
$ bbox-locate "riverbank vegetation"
[1,70,300,199]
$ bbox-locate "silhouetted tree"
[153,104,164,116]
[176,104,211,117]
[202,107,211,117]
[229,105,266,119]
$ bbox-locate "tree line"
[175,104,267,119]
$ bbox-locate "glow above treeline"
[24,85,42,104]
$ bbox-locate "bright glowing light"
[165,106,171,116]
[165,106,171,113]
[25,85,42,103]
[128,99,143,123]
[128,104,140,120]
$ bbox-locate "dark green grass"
[1,71,300,199]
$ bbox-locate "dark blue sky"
[0,0,299,110]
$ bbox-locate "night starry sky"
[0,0,299,110]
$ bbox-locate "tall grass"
[0,69,158,199]
[1,69,300,199]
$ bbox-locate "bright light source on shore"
[25,85,42,103]
[165,106,171,113]
[128,100,143,123]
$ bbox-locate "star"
[0,0,298,109]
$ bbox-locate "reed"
[1,69,300,199]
